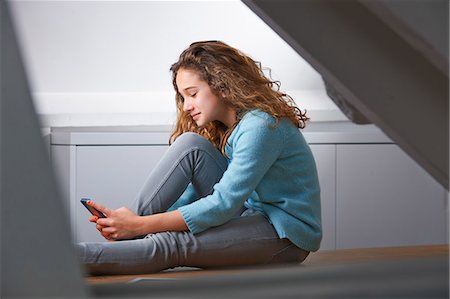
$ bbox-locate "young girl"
[78,41,321,275]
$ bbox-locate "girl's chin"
[193,120,204,128]
[194,118,207,128]
[196,119,226,129]
[196,122,206,129]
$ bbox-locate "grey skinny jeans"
[77,133,309,275]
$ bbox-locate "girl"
[78,41,321,275]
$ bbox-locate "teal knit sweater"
[177,110,322,251]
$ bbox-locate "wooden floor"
[86,244,448,285]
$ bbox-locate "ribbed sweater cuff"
[178,206,200,234]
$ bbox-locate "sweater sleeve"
[178,114,284,234]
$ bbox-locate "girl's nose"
[183,97,193,112]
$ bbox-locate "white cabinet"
[336,144,448,249]
[309,145,336,250]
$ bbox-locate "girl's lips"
[191,113,201,120]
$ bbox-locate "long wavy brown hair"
[169,40,309,154]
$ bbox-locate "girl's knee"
[173,132,210,149]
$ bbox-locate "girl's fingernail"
[87,200,91,204]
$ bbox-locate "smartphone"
[80,198,106,218]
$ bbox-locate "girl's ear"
[220,87,230,99]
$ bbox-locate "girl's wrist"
[139,215,157,235]
[137,211,187,235]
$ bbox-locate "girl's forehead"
[176,69,204,87]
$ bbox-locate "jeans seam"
[141,147,198,213]
[268,244,295,263]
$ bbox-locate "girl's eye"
[191,92,197,97]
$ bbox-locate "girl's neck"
[221,107,238,129]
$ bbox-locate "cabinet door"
[336,144,447,249]
[310,144,336,250]
[75,145,168,242]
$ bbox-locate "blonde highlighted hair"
[169,40,309,154]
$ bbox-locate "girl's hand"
[87,201,142,241]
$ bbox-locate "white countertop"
[51,121,393,145]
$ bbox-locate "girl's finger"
[102,233,111,240]
[96,223,106,232]
[86,200,112,216]
[96,218,111,226]
[101,227,115,235]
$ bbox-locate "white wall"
[10,0,347,127]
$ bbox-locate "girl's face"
[176,68,236,128]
